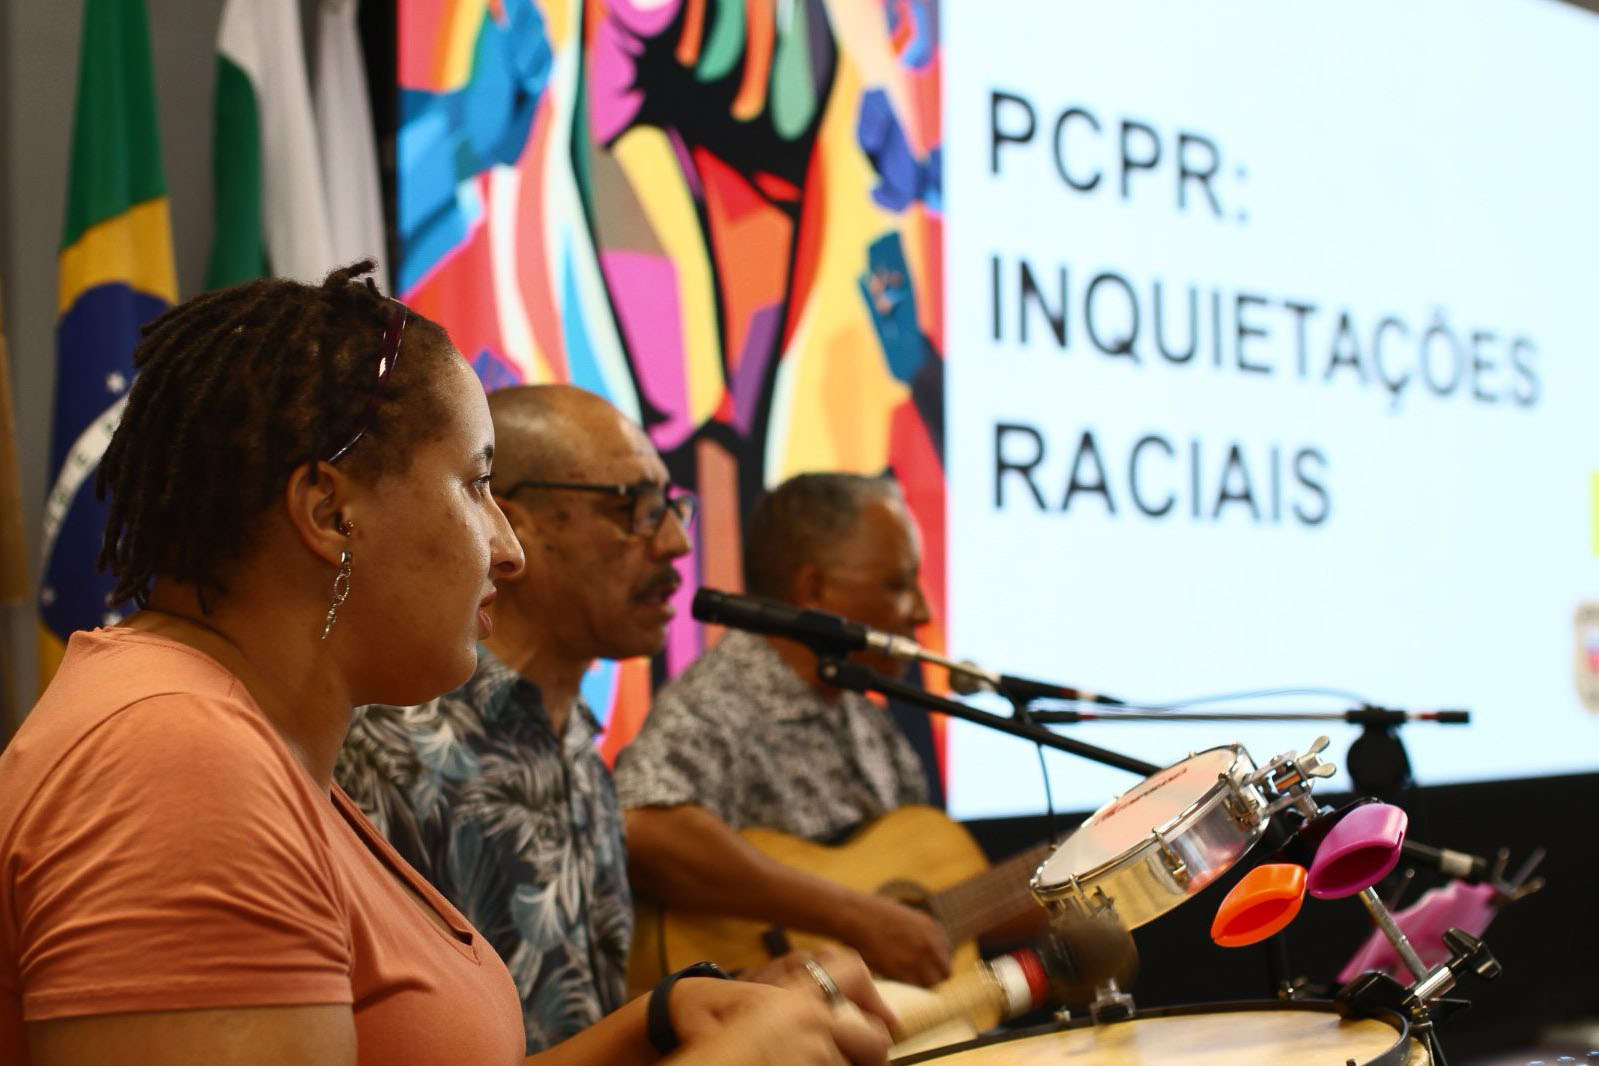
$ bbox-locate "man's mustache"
[636,569,682,600]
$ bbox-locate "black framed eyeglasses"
[326,302,409,464]
[498,480,698,538]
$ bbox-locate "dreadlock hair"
[96,260,453,612]
[743,473,904,600]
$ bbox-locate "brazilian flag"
[39,0,177,687]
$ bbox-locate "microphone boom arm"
[814,656,1161,778]
[1027,707,1472,725]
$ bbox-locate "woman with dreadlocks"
[0,264,890,1066]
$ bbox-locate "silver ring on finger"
[803,959,845,1007]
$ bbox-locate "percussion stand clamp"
[1253,736,1337,822]
[1336,926,1502,1066]
[1409,927,1502,1004]
[1087,978,1136,1025]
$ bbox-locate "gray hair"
[743,473,904,599]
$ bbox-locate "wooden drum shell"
[894,1002,1429,1066]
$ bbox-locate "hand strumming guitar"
[837,893,952,988]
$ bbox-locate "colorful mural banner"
[397,0,946,765]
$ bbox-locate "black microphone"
[1346,705,1472,726]
[1278,806,1489,881]
[691,588,922,660]
[693,589,1122,706]
[949,661,1126,707]
[1400,840,1491,882]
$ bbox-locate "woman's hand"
[742,945,900,1033]
[667,979,889,1066]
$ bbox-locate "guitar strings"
[934,842,1058,940]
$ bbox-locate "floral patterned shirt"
[334,647,631,1052]
[613,630,929,842]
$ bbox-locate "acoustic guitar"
[627,805,1054,993]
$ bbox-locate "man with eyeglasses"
[334,383,694,1053]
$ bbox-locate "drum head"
[895,1001,1420,1066]
[1036,747,1244,888]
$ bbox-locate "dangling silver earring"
[320,550,352,640]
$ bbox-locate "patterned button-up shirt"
[613,630,929,841]
[334,647,631,1052]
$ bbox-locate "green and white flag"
[206,0,335,288]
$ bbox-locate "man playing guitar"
[615,474,1047,990]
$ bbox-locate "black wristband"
[647,961,731,1056]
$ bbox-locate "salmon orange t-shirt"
[0,628,525,1065]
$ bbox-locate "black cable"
[1170,685,1372,706]
[1138,685,1373,710]
[1035,742,1058,846]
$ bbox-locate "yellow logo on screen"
[1592,473,1599,558]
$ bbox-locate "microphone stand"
[818,654,1501,1045]
[848,654,1482,881]
[812,656,1160,778]
[1025,705,1470,726]
[1344,712,1418,810]
[1025,703,1474,873]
